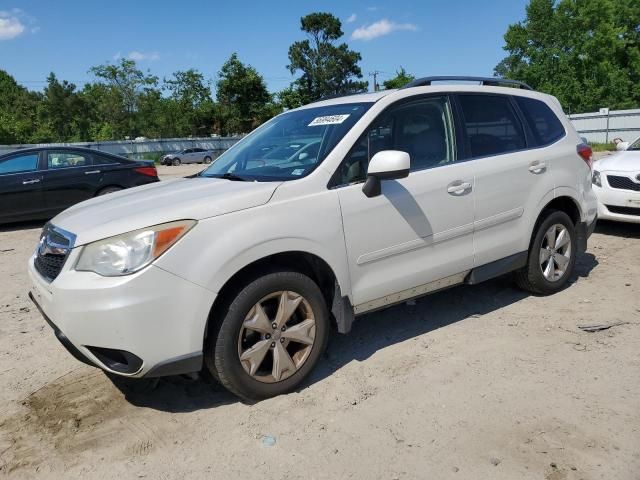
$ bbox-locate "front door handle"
[22,179,41,185]
[447,180,472,196]
[84,170,101,175]
[528,161,546,174]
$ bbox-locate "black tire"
[515,210,577,295]
[172,158,181,166]
[96,186,123,196]
[206,271,330,401]
[203,156,212,164]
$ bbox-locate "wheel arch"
[527,191,583,251]
[204,250,354,347]
[95,184,125,196]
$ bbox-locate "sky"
[0,0,530,93]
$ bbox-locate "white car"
[592,138,640,223]
[28,76,598,400]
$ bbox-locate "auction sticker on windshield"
[308,114,350,126]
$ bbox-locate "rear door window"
[514,96,565,146]
[46,151,91,169]
[457,94,526,158]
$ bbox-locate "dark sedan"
[0,147,159,224]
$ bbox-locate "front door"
[0,151,45,222]
[333,95,475,311]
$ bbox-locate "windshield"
[628,137,640,151]
[200,103,372,181]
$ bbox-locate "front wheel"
[172,158,181,166]
[206,271,329,401]
[203,156,212,164]
[515,210,577,295]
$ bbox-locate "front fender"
[155,190,352,301]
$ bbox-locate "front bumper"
[594,182,640,224]
[28,252,215,378]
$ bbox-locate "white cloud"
[351,19,417,41]
[346,13,357,23]
[113,52,122,61]
[0,11,26,40]
[127,51,160,61]
[367,6,379,11]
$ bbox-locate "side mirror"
[362,150,410,198]
[616,142,629,151]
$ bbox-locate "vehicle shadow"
[311,251,598,384]
[108,371,238,412]
[595,220,640,239]
[112,252,598,412]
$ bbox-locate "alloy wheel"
[237,291,316,383]
[539,223,572,281]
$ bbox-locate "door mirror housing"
[362,150,410,198]
[616,141,630,151]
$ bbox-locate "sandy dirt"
[0,160,639,479]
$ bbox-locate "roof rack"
[401,76,533,91]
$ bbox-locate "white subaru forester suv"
[29,77,598,400]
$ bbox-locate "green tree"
[285,12,368,106]
[0,70,40,144]
[36,73,88,142]
[164,69,214,136]
[89,58,159,137]
[382,67,415,90]
[495,0,640,113]
[215,53,275,134]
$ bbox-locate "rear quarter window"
[514,96,565,147]
[94,153,124,165]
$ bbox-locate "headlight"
[75,220,196,276]
[592,170,602,187]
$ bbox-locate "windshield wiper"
[218,172,248,181]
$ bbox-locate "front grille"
[607,175,640,191]
[605,205,640,216]
[34,253,67,281]
[34,224,75,282]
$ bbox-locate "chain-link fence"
[0,136,243,159]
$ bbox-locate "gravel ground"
[0,156,638,479]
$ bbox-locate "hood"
[595,151,640,173]
[52,177,281,245]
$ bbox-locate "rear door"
[183,148,196,164]
[41,150,101,213]
[0,151,45,222]
[191,148,204,163]
[456,93,557,267]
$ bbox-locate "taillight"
[134,166,158,177]
[577,143,593,170]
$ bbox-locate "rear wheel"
[515,210,577,295]
[206,271,329,401]
[172,158,181,166]
[203,156,212,164]
[97,186,122,196]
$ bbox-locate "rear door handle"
[447,180,472,196]
[22,179,41,185]
[528,161,546,174]
[84,170,101,175]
